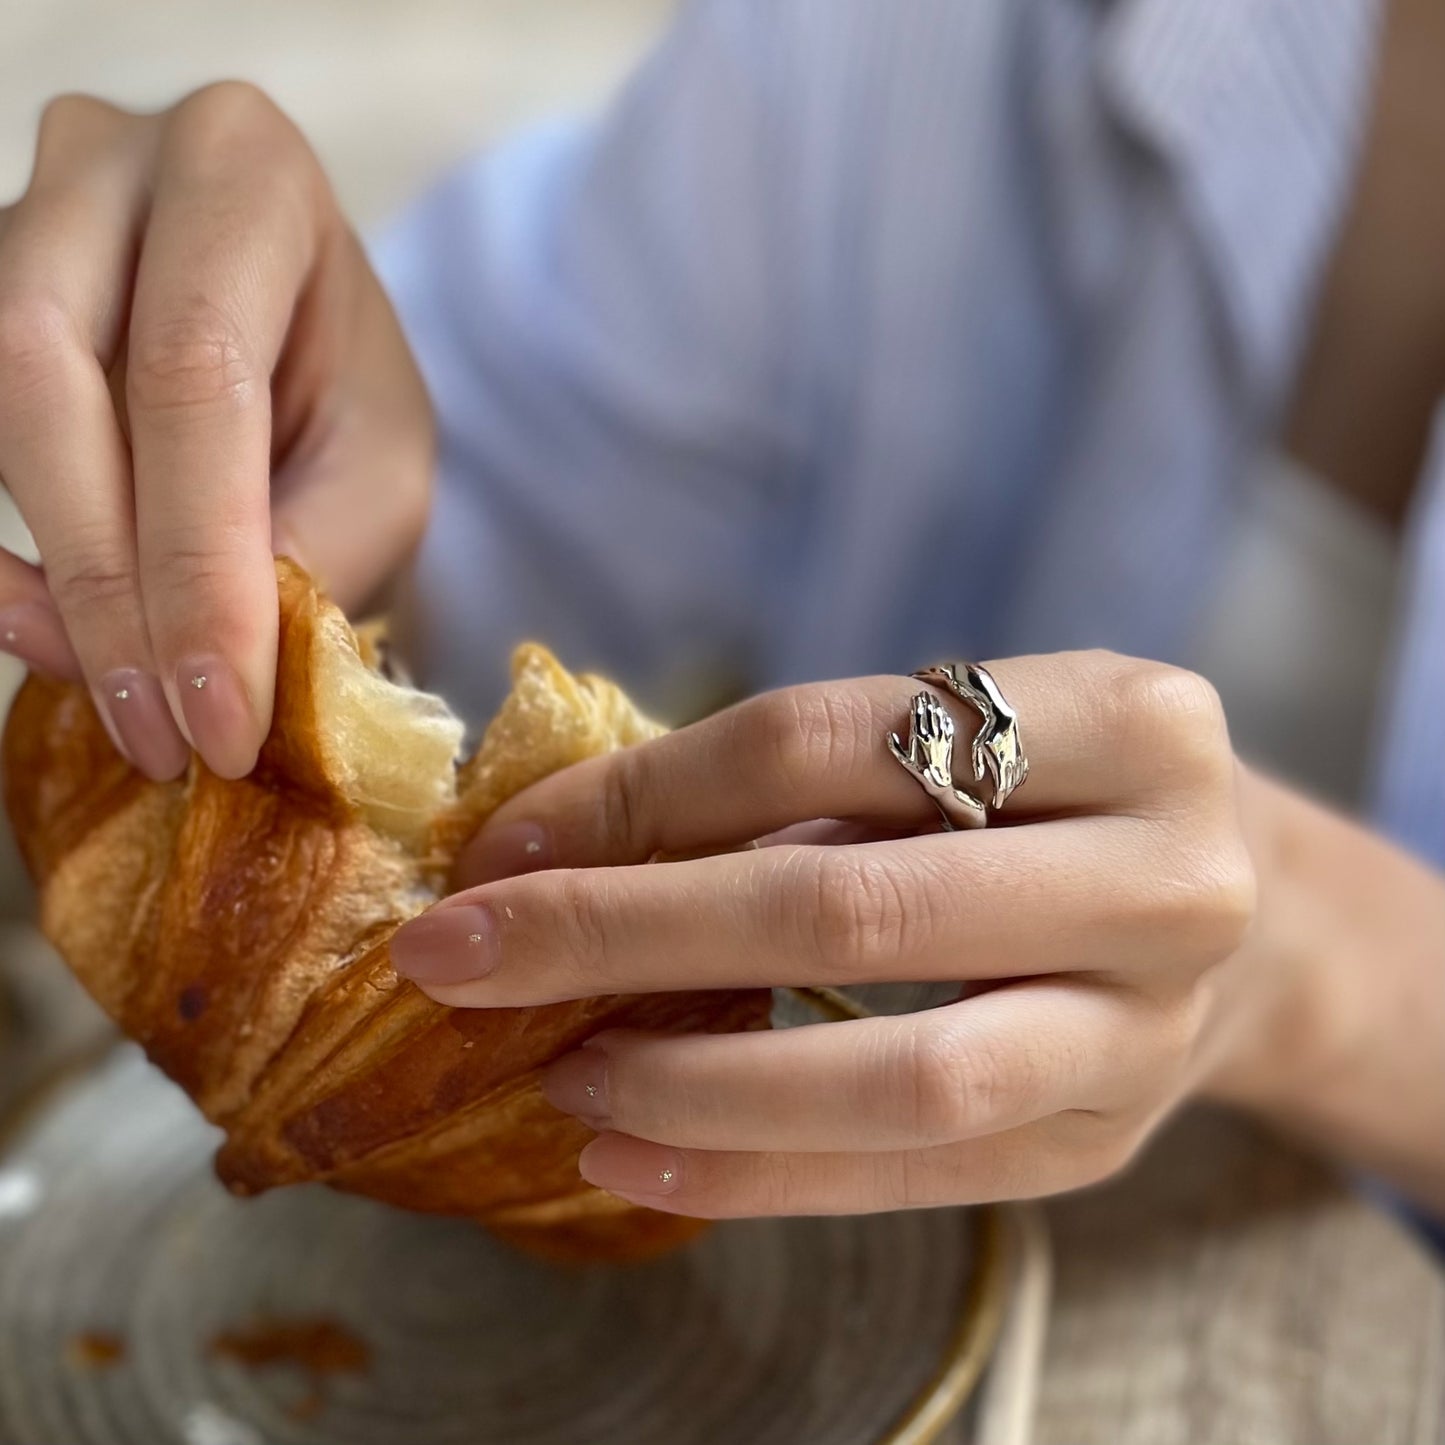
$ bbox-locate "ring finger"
[457,652,1213,888]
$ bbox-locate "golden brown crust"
[2,561,769,1261]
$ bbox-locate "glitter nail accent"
[190,674,208,690]
[524,839,542,856]
[658,1168,675,1185]
[114,687,130,701]
[504,906,515,920]
[584,1083,599,1099]
[467,932,484,945]
[3,630,15,643]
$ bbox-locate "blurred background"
[0,0,667,223]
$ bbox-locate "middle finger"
[392,817,1175,1007]
[127,86,327,778]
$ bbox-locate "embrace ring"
[886,662,1030,831]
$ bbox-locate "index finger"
[396,817,1184,1008]
[125,84,327,777]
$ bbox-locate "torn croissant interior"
[2,559,770,1262]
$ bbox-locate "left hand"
[391,651,1258,1217]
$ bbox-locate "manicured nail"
[175,654,258,779]
[578,1134,684,1198]
[99,669,190,781]
[460,820,551,886]
[390,904,500,986]
[0,601,81,682]
[542,1045,610,1126]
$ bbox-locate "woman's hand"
[0,84,431,779]
[391,651,1265,1217]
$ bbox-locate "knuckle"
[1105,659,1232,788]
[1187,842,1258,961]
[552,869,619,995]
[0,290,73,392]
[144,535,248,614]
[804,849,913,981]
[902,1024,997,1144]
[168,83,316,203]
[744,690,823,796]
[890,1149,944,1208]
[35,92,121,149]
[597,752,647,856]
[21,94,142,218]
[1125,833,1257,967]
[173,81,285,145]
[746,685,868,798]
[749,1151,806,1217]
[127,309,256,415]
[45,542,138,617]
[37,93,91,137]
[916,1024,1050,1146]
[895,1143,1003,1209]
[880,1151,924,1209]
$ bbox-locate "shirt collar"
[1098,0,1384,407]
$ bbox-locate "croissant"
[2,560,770,1262]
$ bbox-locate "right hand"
[0,83,433,780]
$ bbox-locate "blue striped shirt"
[375,0,1444,869]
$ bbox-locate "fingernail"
[0,601,82,682]
[542,1045,611,1126]
[390,903,500,986]
[578,1134,684,1198]
[460,820,551,886]
[99,669,190,781]
[176,654,258,779]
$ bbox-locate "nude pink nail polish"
[176,654,258,779]
[99,669,190,781]
[0,601,81,682]
[542,1047,611,1126]
[460,821,552,886]
[391,904,501,986]
[578,1135,685,1197]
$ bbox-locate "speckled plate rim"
[0,1039,1011,1445]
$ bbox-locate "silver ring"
[886,662,1030,831]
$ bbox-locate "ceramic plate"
[0,1025,998,1445]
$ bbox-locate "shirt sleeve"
[371,0,808,722]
